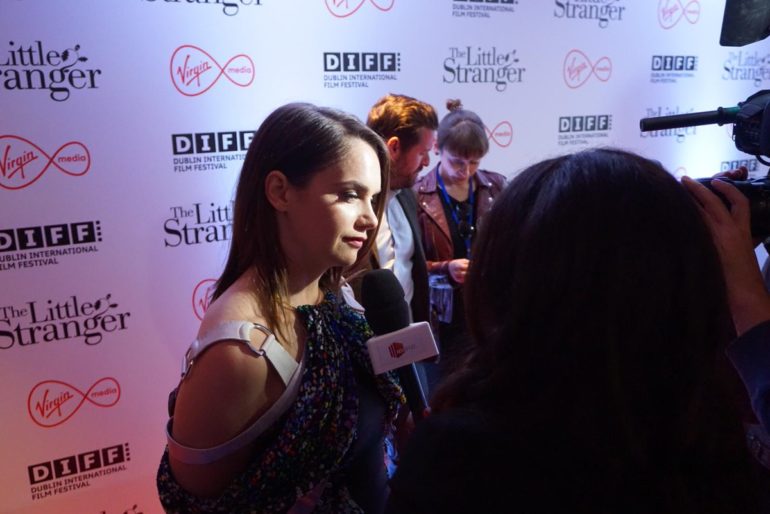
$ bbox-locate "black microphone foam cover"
[360,269,411,335]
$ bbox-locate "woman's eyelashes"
[340,189,377,205]
[340,190,360,202]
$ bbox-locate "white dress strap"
[167,321,303,464]
[180,321,297,385]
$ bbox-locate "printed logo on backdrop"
[563,50,611,88]
[28,377,121,428]
[172,130,254,172]
[557,114,612,146]
[0,41,102,102]
[720,127,762,170]
[144,0,262,16]
[0,220,102,271]
[640,106,696,142]
[724,123,734,141]
[170,45,254,96]
[452,0,518,19]
[721,157,760,175]
[0,135,91,190]
[658,0,700,29]
[485,121,513,148]
[0,294,130,350]
[723,51,770,87]
[650,55,698,83]
[164,202,233,247]
[323,52,400,89]
[553,0,627,28]
[0,294,131,350]
[325,0,394,18]
[28,443,130,501]
[444,47,526,92]
[193,278,217,320]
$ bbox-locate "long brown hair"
[214,103,390,337]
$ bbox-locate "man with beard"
[346,94,438,328]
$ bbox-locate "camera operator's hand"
[711,166,765,249]
[682,175,770,336]
[715,165,749,181]
[447,258,470,284]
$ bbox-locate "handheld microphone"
[361,269,438,422]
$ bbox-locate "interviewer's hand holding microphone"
[361,269,438,450]
[681,168,770,335]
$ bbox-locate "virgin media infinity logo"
[192,278,216,320]
[563,49,611,88]
[485,121,513,148]
[325,0,394,18]
[0,135,90,190]
[658,0,700,29]
[28,377,121,428]
[170,45,254,96]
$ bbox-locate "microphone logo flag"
[366,321,439,374]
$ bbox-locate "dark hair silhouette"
[431,148,763,512]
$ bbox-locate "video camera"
[640,90,770,237]
[638,0,770,236]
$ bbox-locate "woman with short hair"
[413,99,505,381]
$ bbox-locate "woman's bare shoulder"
[198,276,265,335]
[173,275,275,448]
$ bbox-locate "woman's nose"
[359,201,377,230]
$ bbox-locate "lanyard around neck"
[436,166,474,259]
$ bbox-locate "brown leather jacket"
[413,165,506,277]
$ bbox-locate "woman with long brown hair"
[157,103,404,514]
